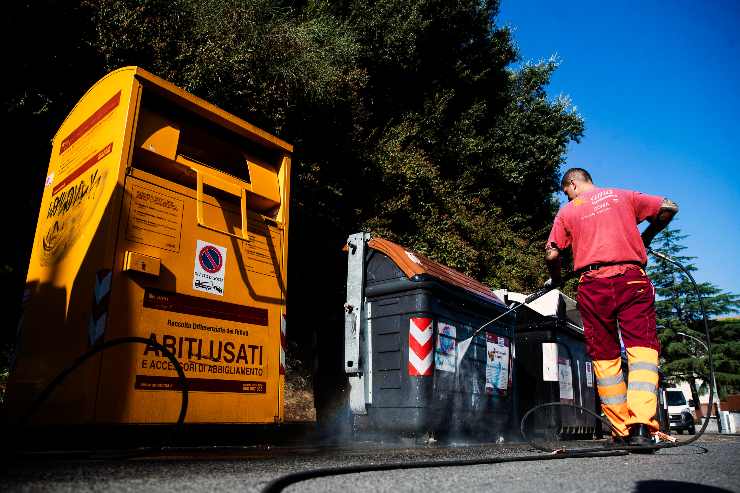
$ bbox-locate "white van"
[666,388,696,434]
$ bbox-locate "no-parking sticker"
[193,240,227,296]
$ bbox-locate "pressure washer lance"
[455,273,576,369]
[264,250,717,492]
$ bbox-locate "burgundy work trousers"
[576,267,660,360]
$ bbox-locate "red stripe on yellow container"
[60,91,121,154]
[52,142,113,195]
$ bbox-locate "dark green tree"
[649,227,740,413]
[2,1,584,403]
[707,318,740,396]
[331,1,583,291]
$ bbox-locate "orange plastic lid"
[367,237,505,305]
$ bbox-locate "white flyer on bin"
[542,343,559,381]
[558,357,574,401]
[585,361,593,387]
[486,334,510,394]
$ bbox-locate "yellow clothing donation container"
[7,67,292,425]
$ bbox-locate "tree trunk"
[688,376,703,418]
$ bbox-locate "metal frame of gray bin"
[347,236,516,438]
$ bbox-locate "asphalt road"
[2,434,738,492]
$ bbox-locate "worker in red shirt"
[544,168,678,446]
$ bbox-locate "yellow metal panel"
[9,67,292,427]
[8,68,140,424]
[247,159,280,205]
[275,154,290,422]
[134,108,180,161]
[97,173,284,423]
[35,71,136,277]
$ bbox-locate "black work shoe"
[628,424,652,445]
[628,424,655,453]
[611,435,630,445]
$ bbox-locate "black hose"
[520,249,717,452]
[261,249,717,492]
[520,401,656,453]
[261,449,628,493]
[10,336,189,456]
[646,248,716,446]
[9,251,714,489]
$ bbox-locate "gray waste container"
[515,313,598,439]
[344,234,515,440]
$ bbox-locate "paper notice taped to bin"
[558,357,574,401]
[435,322,456,372]
[542,343,558,381]
[486,334,510,394]
[193,240,227,296]
[585,361,593,387]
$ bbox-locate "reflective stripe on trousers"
[593,357,629,436]
[625,346,660,430]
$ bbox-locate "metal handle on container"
[193,166,249,241]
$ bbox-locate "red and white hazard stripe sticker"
[408,317,433,376]
[279,313,286,375]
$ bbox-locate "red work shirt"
[547,187,663,274]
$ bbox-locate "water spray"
[264,249,718,492]
[7,249,717,492]
[455,272,576,369]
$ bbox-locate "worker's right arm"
[545,244,562,287]
[545,214,570,287]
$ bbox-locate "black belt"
[578,260,645,274]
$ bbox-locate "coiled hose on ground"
[4,251,717,491]
[262,248,718,492]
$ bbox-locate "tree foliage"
[649,227,740,400]
[2,0,583,372]
[707,318,740,396]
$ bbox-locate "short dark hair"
[561,168,593,188]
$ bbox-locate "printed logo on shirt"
[580,189,620,220]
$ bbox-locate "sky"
[498,0,740,300]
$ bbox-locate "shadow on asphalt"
[655,444,708,455]
[635,480,733,493]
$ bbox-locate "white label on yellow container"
[193,240,227,295]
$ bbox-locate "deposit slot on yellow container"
[7,67,292,425]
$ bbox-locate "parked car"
[666,388,696,434]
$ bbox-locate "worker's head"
[561,168,594,201]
